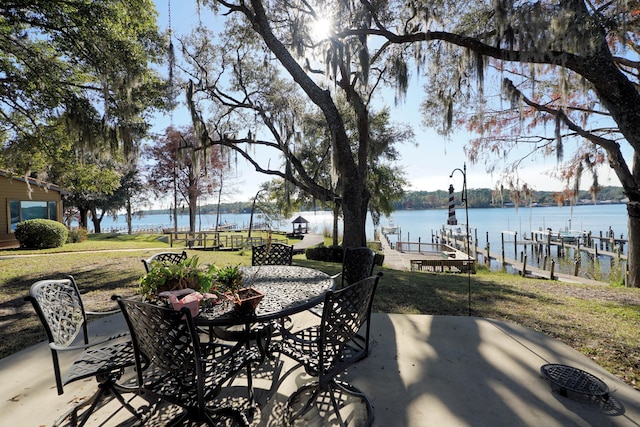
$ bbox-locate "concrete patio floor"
[2,310,639,426]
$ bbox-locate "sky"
[150,0,626,204]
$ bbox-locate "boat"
[381,218,401,235]
[532,227,585,243]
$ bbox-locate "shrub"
[67,227,89,243]
[14,219,69,249]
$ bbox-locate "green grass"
[2,235,639,392]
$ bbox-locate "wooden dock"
[436,228,617,285]
[473,245,610,285]
[380,232,475,273]
[165,230,289,251]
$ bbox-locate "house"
[0,171,66,248]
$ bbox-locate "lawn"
[1,233,639,392]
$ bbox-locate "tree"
[233,1,640,286]
[0,0,168,170]
[5,116,132,233]
[145,126,225,233]
[110,167,148,235]
[182,1,412,247]
[59,156,123,232]
[418,1,640,287]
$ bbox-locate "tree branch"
[503,78,637,193]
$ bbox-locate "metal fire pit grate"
[540,364,609,401]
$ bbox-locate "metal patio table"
[195,265,335,405]
[196,265,334,326]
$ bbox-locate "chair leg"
[287,383,322,422]
[53,373,141,427]
[286,379,374,427]
[54,382,109,427]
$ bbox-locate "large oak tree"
[183,0,413,248]
[191,0,640,286]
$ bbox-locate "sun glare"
[311,16,333,42]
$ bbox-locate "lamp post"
[449,163,472,316]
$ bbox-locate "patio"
[2,310,639,426]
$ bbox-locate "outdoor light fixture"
[449,163,472,316]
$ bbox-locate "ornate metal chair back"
[142,250,187,273]
[319,272,382,383]
[26,276,90,394]
[26,277,139,426]
[252,242,293,266]
[341,247,377,288]
[116,299,202,403]
[115,297,257,424]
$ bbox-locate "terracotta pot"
[225,287,264,313]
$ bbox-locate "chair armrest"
[86,308,121,316]
[330,272,342,280]
[49,332,129,352]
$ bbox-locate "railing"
[397,241,475,273]
[396,241,451,255]
[166,230,287,250]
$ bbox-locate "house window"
[9,200,58,231]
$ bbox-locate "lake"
[385,203,628,246]
[97,203,628,280]
[99,203,628,249]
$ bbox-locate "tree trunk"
[332,201,339,246]
[78,207,89,229]
[90,208,103,233]
[188,189,197,233]
[188,166,198,233]
[125,197,133,235]
[626,202,640,287]
[341,177,369,248]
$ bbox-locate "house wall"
[0,175,64,248]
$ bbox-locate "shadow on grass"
[0,255,145,359]
[295,258,552,317]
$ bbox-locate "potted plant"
[215,265,263,313]
[139,255,215,301]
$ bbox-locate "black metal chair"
[115,296,261,426]
[270,272,382,427]
[337,247,378,289]
[142,250,187,273]
[251,243,293,266]
[310,246,378,319]
[25,276,139,427]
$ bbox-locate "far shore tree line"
[140,186,627,216]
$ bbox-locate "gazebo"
[291,216,309,235]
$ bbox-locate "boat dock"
[380,232,475,273]
[436,228,618,285]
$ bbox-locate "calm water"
[97,203,628,279]
[385,203,628,246]
[387,204,628,280]
[99,203,628,247]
